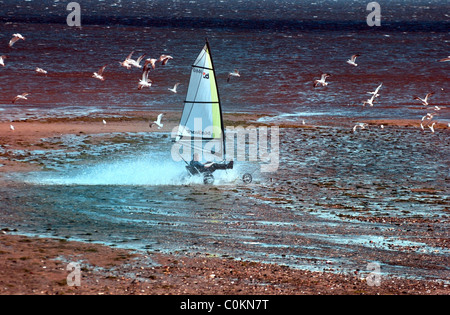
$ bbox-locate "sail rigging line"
[192,64,213,71]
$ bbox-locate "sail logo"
[203,72,210,79]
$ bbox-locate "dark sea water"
[0,0,449,120]
[0,1,449,282]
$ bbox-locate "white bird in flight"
[12,93,30,103]
[428,122,436,133]
[439,56,450,62]
[227,69,240,82]
[35,67,47,75]
[158,55,173,66]
[102,119,107,125]
[10,125,15,131]
[145,58,158,70]
[346,54,360,66]
[0,55,7,67]
[119,51,134,69]
[168,83,180,93]
[414,92,433,106]
[353,122,368,132]
[9,33,25,47]
[92,65,107,81]
[363,93,377,107]
[313,73,331,87]
[367,83,383,98]
[150,113,164,129]
[128,53,146,69]
[119,51,145,69]
[138,64,152,90]
[421,113,435,122]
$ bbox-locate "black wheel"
[203,172,214,185]
[242,173,253,184]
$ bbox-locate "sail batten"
[176,40,225,162]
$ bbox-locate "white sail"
[176,41,225,162]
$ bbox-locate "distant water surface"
[0,0,448,122]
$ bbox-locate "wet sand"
[0,233,447,295]
[0,111,449,295]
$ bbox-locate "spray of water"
[28,152,244,186]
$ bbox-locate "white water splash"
[26,153,246,186]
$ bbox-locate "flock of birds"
[313,53,448,134]
[2,32,447,134]
[2,33,180,103]
[91,52,175,91]
[2,32,244,132]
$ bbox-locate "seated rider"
[188,153,234,175]
[189,153,208,172]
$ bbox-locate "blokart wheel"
[242,173,253,184]
[203,172,215,185]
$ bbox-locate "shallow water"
[1,125,449,281]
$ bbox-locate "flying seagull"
[35,67,47,75]
[363,93,377,107]
[168,83,180,93]
[428,122,436,133]
[12,93,30,103]
[92,65,107,81]
[158,55,173,66]
[10,125,15,131]
[368,83,383,97]
[138,64,152,90]
[353,122,368,132]
[119,51,134,69]
[438,56,450,62]
[0,55,7,67]
[9,33,25,47]
[145,58,158,70]
[346,54,360,66]
[150,113,164,129]
[128,53,146,69]
[313,73,331,87]
[227,69,240,82]
[414,92,433,106]
[421,113,435,122]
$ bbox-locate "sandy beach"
[0,232,448,295]
[0,112,449,295]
